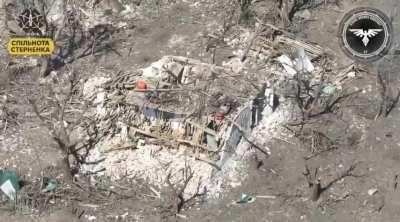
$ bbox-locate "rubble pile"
[80,54,268,197]
[74,23,360,198]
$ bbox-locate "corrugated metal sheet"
[218,101,253,165]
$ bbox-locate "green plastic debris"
[0,170,20,200]
[236,193,256,204]
[41,178,58,193]
[322,85,337,95]
[205,134,218,151]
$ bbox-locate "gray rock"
[295,9,312,20]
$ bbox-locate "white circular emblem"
[338,7,392,62]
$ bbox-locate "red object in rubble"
[136,80,148,91]
[214,111,225,121]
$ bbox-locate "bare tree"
[161,166,205,218]
[29,69,101,183]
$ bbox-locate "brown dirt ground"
[1,0,400,221]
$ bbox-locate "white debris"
[46,0,65,28]
[87,143,214,198]
[0,180,16,200]
[86,215,97,221]
[277,49,315,77]
[83,77,110,99]
[141,58,170,84]
[277,55,298,76]
[347,71,357,78]
[120,4,136,19]
[94,90,108,118]
[83,77,110,118]
[142,61,164,77]
[368,188,378,196]
[39,71,57,85]
[295,9,312,20]
[117,21,128,29]
[263,81,275,116]
[121,212,129,218]
[295,48,315,73]
[223,58,244,74]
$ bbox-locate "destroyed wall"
[70,47,288,198]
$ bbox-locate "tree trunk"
[61,153,74,184]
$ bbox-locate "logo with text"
[7,7,54,56]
